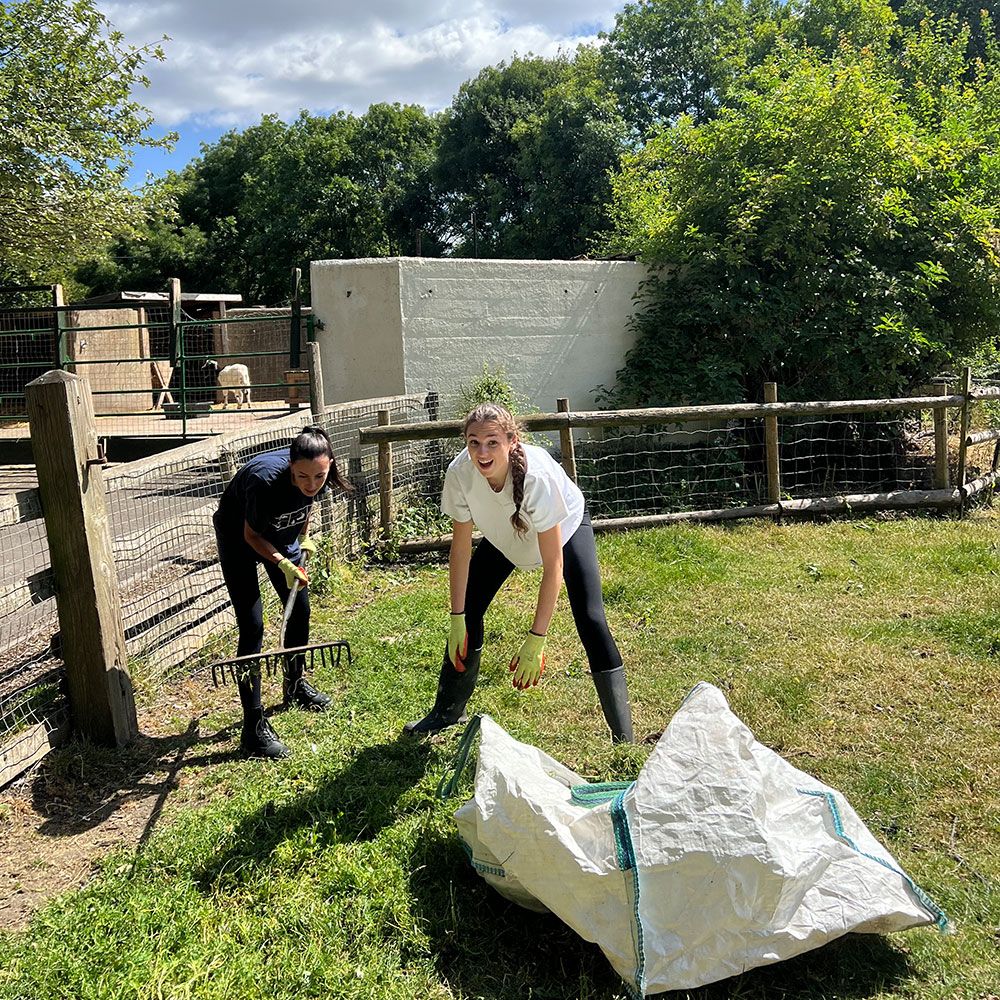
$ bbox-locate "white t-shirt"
[441,443,585,569]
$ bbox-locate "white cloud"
[98,1,623,127]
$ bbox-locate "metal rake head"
[210,639,352,687]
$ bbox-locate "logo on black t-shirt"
[271,507,309,532]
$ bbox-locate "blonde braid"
[508,442,529,536]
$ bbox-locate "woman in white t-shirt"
[403,402,633,742]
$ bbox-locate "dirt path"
[0,676,240,931]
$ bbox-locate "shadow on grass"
[195,736,434,891]
[407,825,918,1000]
[32,718,243,843]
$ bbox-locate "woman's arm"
[244,520,284,565]
[531,523,563,635]
[449,519,474,612]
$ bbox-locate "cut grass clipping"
[0,511,997,999]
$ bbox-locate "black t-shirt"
[215,448,318,558]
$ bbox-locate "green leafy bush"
[454,362,531,417]
[601,18,1000,405]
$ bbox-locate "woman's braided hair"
[464,402,529,536]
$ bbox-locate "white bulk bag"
[452,682,947,996]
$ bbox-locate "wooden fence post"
[219,446,239,489]
[377,409,393,542]
[307,341,325,420]
[764,382,781,503]
[25,371,137,746]
[557,397,577,483]
[51,283,66,369]
[290,267,302,369]
[957,367,972,498]
[933,381,950,490]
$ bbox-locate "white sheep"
[202,359,251,409]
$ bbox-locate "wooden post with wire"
[378,408,393,542]
[764,382,781,503]
[557,397,577,483]
[957,367,972,508]
[933,381,950,490]
[51,283,66,369]
[307,341,325,420]
[25,370,137,746]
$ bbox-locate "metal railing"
[1,276,314,438]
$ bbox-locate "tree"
[601,28,1000,405]
[80,105,442,303]
[891,0,1000,66]
[0,0,169,282]
[435,55,574,256]
[510,49,629,258]
[598,0,784,135]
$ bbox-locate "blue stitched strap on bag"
[571,781,634,808]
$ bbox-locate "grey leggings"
[463,510,622,672]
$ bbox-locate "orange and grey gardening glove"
[448,612,469,671]
[509,631,546,690]
[277,556,309,589]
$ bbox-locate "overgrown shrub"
[601,18,1000,406]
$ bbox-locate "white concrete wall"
[310,257,646,413]
[310,259,405,404]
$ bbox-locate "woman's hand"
[448,612,469,670]
[510,631,546,689]
[277,556,309,588]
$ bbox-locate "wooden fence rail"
[361,377,1000,549]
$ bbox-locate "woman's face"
[291,456,331,497]
[465,420,515,486]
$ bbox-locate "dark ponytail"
[290,425,353,493]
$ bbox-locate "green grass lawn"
[1,512,998,999]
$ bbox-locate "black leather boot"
[403,646,481,737]
[240,707,290,759]
[592,666,634,743]
[282,656,332,711]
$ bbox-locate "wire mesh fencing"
[0,295,314,440]
[361,392,982,548]
[0,488,67,786]
[103,393,430,688]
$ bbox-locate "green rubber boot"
[592,666,634,743]
[403,646,481,737]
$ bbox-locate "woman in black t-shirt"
[213,425,351,758]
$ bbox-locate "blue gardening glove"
[298,532,317,557]
[277,556,309,588]
[510,632,546,690]
[448,612,469,671]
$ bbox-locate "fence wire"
[376,408,958,538]
[0,308,56,424]
[0,488,66,782]
[779,411,936,498]
[103,394,429,686]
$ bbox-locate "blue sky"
[96,2,627,186]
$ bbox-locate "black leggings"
[464,511,621,672]
[214,518,309,711]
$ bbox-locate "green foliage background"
[601,6,1000,403]
[6,0,1000,404]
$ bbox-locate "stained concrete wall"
[66,307,151,414]
[310,258,646,415]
